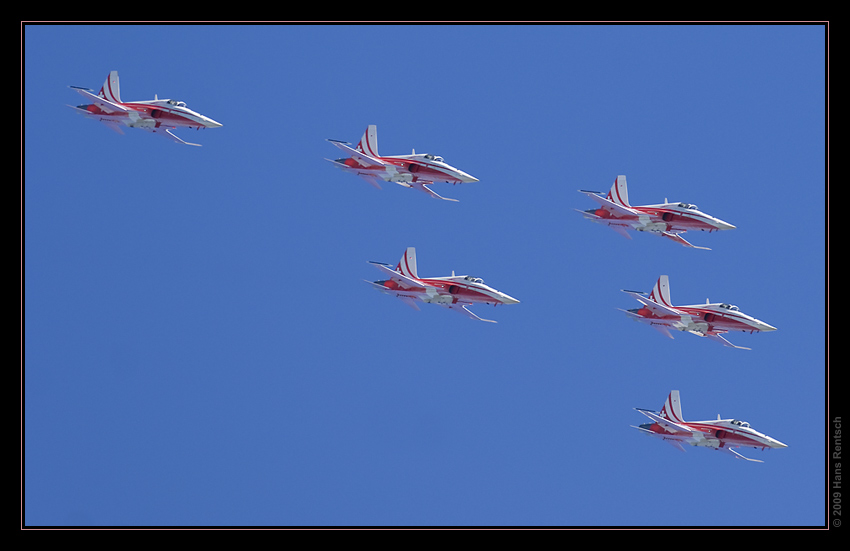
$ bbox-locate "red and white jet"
[367,247,519,322]
[326,125,478,202]
[621,275,776,349]
[577,175,735,249]
[633,390,787,462]
[68,71,222,146]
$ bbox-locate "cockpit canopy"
[677,203,699,210]
[718,303,739,311]
[730,419,750,428]
[423,154,444,163]
[463,276,484,284]
[166,99,187,108]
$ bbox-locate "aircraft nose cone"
[760,321,778,332]
[711,218,736,230]
[456,170,478,183]
[500,293,520,305]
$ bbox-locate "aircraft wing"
[368,261,428,290]
[631,425,688,452]
[146,127,201,146]
[621,290,684,317]
[324,159,385,189]
[634,408,694,436]
[67,105,127,134]
[578,189,640,218]
[718,447,763,462]
[443,303,497,323]
[71,87,129,114]
[701,330,751,350]
[619,309,679,339]
[574,209,634,239]
[410,181,459,202]
[327,139,387,168]
[661,231,711,250]
[365,280,421,310]
[357,175,383,190]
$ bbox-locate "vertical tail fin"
[660,390,685,423]
[99,71,121,104]
[606,175,630,207]
[649,275,673,308]
[395,247,418,279]
[356,125,379,158]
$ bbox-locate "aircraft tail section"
[99,71,121,104]
[396,247,419,279]
[660,390,685,424]
[606,175,630,207]
[649,275,673,309]
[357,125,379,158]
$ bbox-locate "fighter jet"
[577,175,735,249]
[68,71,223,146]
[326,125,478,201]
[633,390,787,462]
[621,275,776,349]
[367,247,519,322]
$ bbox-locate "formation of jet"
[66,73,783,464]
[620,275,776,349]
[68,71,222,146]
[633,391,787,462]
[577,175,735,249]
[367,247,519,322]
[326,125,478,202]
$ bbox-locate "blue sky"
[24,24,827,527]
